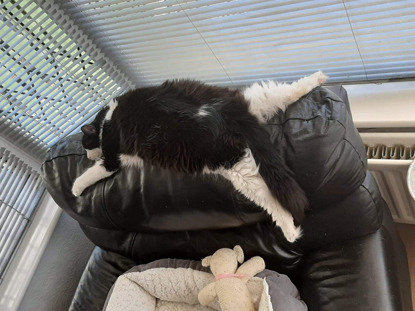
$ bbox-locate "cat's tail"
[245,126,309,226]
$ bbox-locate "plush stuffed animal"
[198,245,266,311]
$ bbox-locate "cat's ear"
[81,124,97,135]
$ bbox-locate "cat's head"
[81,124,102,160]
[80,106,110,160]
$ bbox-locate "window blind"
[58,0,415,87]
[0,147,45,282]
[0,0,134,282]
[0,0,134,160]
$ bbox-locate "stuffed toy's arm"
[198,282,217,306]
[236,256,265,279]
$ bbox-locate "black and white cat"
[72,71,327,242]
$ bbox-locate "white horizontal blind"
[0,0,134,285]
[0,147,45,283]
[0,0,134,159]
[59,0,415,87]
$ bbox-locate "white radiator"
[363,133,415,224]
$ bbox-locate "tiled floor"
[396,223,415,310]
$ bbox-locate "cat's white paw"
[310,71,328,85]
[72,178,85,197]
[280,223,302,243]
[86,148,102,161]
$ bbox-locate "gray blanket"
[103,259,307,311]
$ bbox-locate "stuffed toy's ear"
[202,256,212,267]
[81,124,97,135]
[233,245,244,264]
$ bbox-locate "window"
[60,0,415,86]
[0,0,133,286]
[0,147,44,282]
[0,0,133,159]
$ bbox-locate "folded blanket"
[103,258,307,311]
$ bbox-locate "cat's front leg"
[72,159,117,196]
[287,71,328,103]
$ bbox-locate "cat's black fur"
[81,80,308,225]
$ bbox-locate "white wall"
[18,213,94,311]
[345,81,415,129]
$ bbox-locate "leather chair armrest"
[300,201,412,311]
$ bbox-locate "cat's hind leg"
[206,150,302,242]
[243,71,328,122]
[72,159,117,196]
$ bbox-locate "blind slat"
[8,166,31,207]
[2,162,26,205]
[0,219,27,275]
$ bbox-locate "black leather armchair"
[41,86,413,311]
